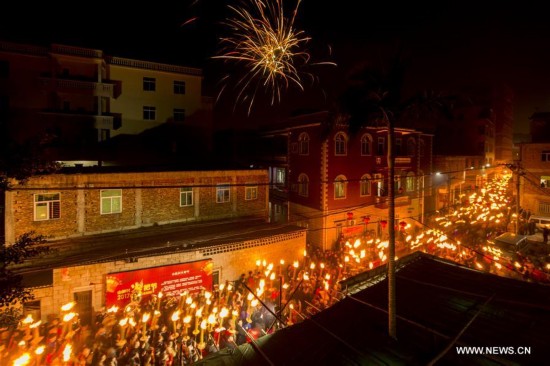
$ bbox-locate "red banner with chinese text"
[105,259,213,307]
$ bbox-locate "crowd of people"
[2,174,550,365]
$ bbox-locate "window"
[216,184,230,203]
[143,106,156,120]
[419,139,425,157]
[174,108,186,122]
[394,175,402,192]
[101,189,122,214]
[407,138,416,156]
[541,176,550,188]
[374,174,384,196]
[298,132,309,155]
[291,142,298,154]
[361,134,372,156]
[360,174,371,196]
[377,137,385,155]
[275,168,285,185]
[174,80,186,94]
[540,202,550,215]
[298,174,309,197]
[143,77,156,91]
[34,193,60,221]
[180,187,193,207]
[334,175,347,199]
[245,186,258,200]
[334,132,347,155]
[542,150,550,162]
[406,172,415,192]
[395,138,402,156]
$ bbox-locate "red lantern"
[380,220,388,229]
[399,221,407,230]
[347,212,354,220]
[363,216,370,225]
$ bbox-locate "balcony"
[374,194,411,209]
[375,156,412,165]
[41,110,122,130]
[40,76,122,98]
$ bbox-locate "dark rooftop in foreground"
[198,253,550,366]
[16,218,305,288]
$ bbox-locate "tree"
[338,57,453,340]
[0,233,50,327]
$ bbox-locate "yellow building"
[0,41,212,164]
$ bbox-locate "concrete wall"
[30,230,305,322]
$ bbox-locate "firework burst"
[215,0,331,114]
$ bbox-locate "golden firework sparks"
[214,0,334,114]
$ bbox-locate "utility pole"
[514,161,521,234]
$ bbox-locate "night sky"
[2,0,550,132]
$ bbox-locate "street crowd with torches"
[3,173,550,365]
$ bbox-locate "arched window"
[406,171,415,192]
[360,174,371,196]
[334,175,347,199]
[298,132,309,155]
[334,132,347,156]
[298,174,309,197]
[361,134,373,156]
[407,138,416,156]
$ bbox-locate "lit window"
[361,134,372,156]
[216,184,230,203]
[335,133,347,155]
[541,176,550,188]
[360,174,371,196]
[174,80,186,94]
[375,174,384,196]
[174,108,186,122]
[143,106,156,120]
[245,186,258,200]
[298,132,309,155]
[101,189,122,214]
[334,175,347,199]
[298,174,309,197]
[406,172,415,192]
[34,193,60,221]
[143,77,156,91]
[180,187,193,207]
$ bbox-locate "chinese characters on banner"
[105,259,213,307]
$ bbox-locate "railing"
[0,41,49,56]
[40,78,116,98]
[374,194,411,209]
[51,44,103,58]
[40,110,122,130]
[376,156,412,164]
[108,56,202,76]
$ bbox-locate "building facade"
[264,112,433,251]
[519,143,550,216]
[0,41,212,164]
[4,169,268,244]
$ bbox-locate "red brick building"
[265,112,433,250]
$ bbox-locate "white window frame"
[216,184,230,203]
[542,150,550,162]
[298,173,309,197]
[360,174,371,196]
[143,106,156,120]
[245,186,258,200]
[180,187,193,207]
[375,174,384,197]
[143,77,156,91]
[377,137,385,156]
[298,132,309,155]
[174,80,186,94]
[34,193,60,221]
[406,172,415,192]
[334,133,347,156]
[361,134,372,156]
[100,189,122,215]
[334,175,347,199]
